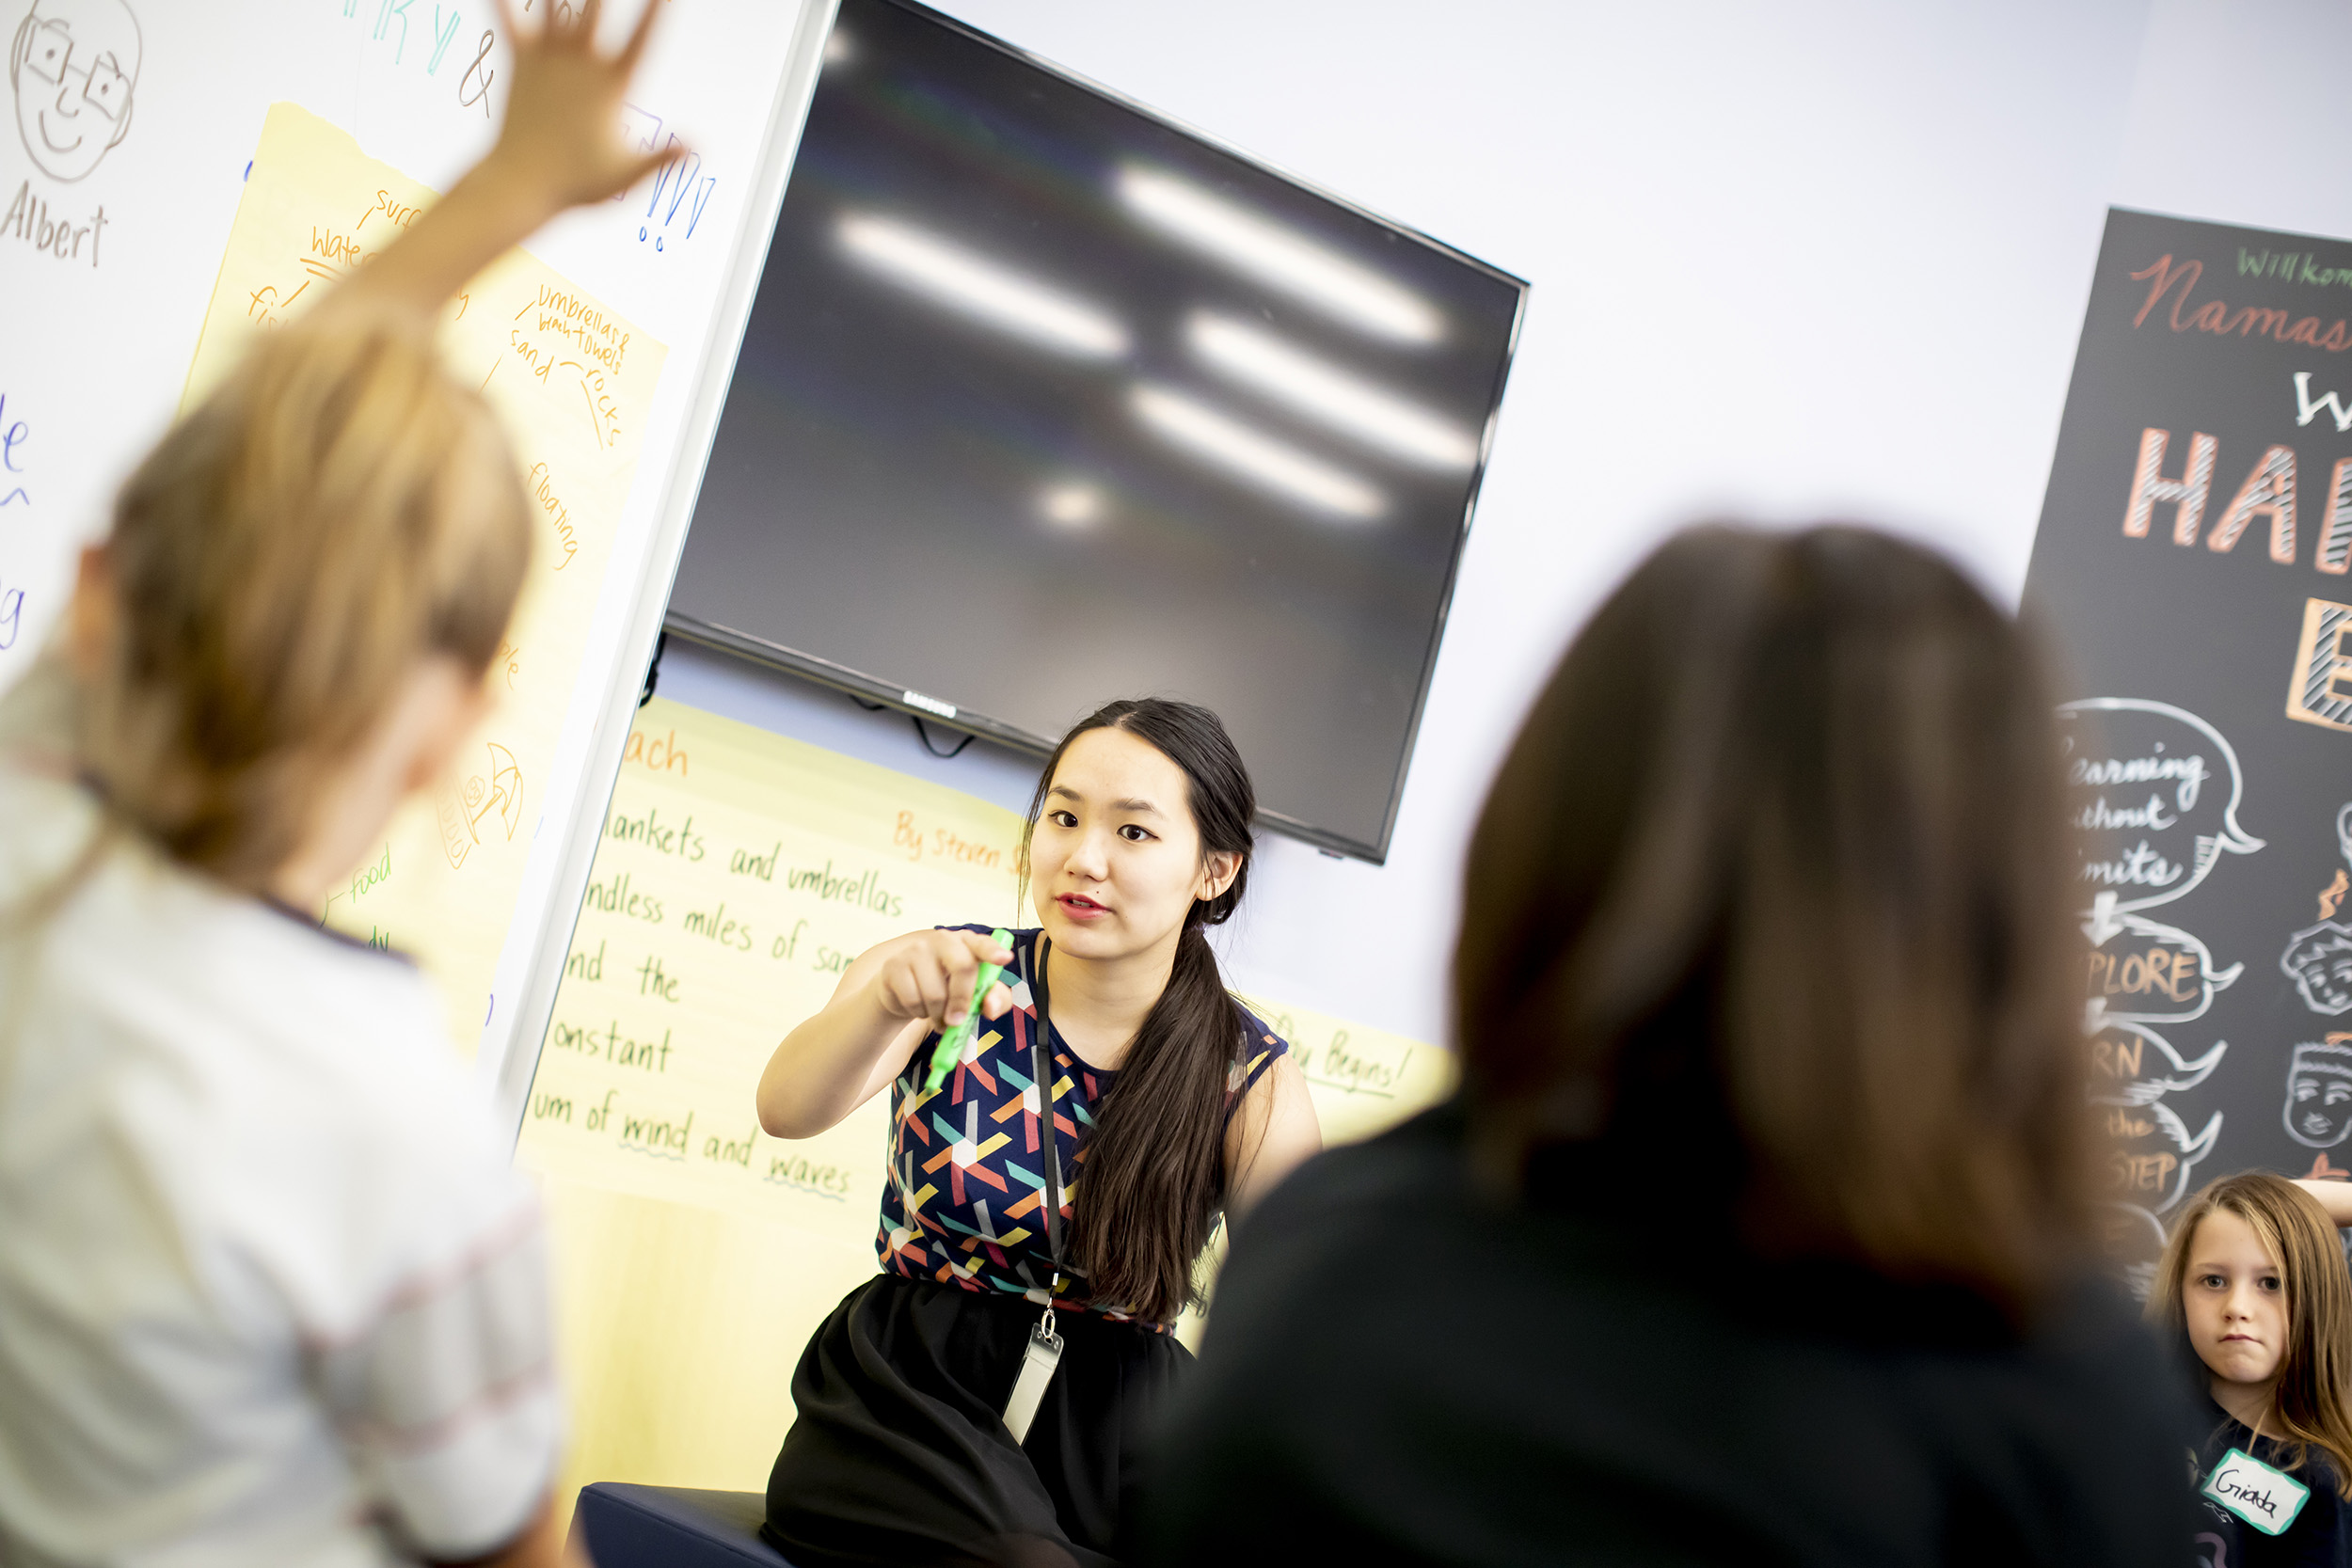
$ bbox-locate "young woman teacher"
[754,698,1322,1568]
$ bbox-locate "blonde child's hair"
[2149,1171,2352,1481]
[77,311,531,891]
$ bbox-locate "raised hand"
[328,0,685,320]
[486,0,687,215]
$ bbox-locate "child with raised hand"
[2153,1173,2352,1564]
[0,7,677,1565]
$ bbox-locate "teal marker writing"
[923,929,1015,1096]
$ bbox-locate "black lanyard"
[1000,934,1074,1442]
[1029,936,1067,1285]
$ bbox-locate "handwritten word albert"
[3,182,104,266]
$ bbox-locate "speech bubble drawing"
[2060,699,2264,940]
[2284,1041,2352,1148]
[2090,1022,2227,1107]
[2083,911,2243,1028]
[2104,1101,2222,1212]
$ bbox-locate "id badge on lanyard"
[1002,938,1068,1446]
[2203,1446,2312,1536]
[1000,1316,1063,1445]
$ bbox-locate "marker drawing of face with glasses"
[11,0,139,183]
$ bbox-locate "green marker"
[923,929,1014,1096]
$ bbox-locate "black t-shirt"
[1140,1102,2201,1567]
[2195,1402,2352,1567]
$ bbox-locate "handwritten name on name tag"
[2203,1448,2311,1536]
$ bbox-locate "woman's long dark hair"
[1019,698,1255,1323]
[1454,525,2090,1317]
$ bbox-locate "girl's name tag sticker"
[2203,1448,2311,1536]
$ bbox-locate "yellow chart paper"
[518,696,1030,1223]
[1238,993,1455,1147]
[182,103,668,1051]
[520,699,1454,1504]
[520,697,1029,1499]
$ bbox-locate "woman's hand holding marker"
[875,928,1016,1037]
[921,928,1017,1096]
[760,928,1016,1141]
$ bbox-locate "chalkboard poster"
[2026,207,2352,1288]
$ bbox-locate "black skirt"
[762,1274,1190,1568]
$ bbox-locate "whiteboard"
[0,0,838,1117]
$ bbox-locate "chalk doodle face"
[2282,923,2352,1016]
[2058,699,2264,920]
[10,0,138,182]
[2284,1042,2352,1148]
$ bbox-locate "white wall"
[679,0,2185,1045]
[2110,0,2352,243]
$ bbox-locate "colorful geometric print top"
[876,927,1289,1327]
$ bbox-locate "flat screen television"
[667,0,1527,861]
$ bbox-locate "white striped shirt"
[0,668,562,1567]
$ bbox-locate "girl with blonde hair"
[0,6,676,1564]
[2152,1172,2352,1562]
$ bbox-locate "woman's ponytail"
[1073,923,1239,1321]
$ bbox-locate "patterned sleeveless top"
[876,927,1288,1327]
